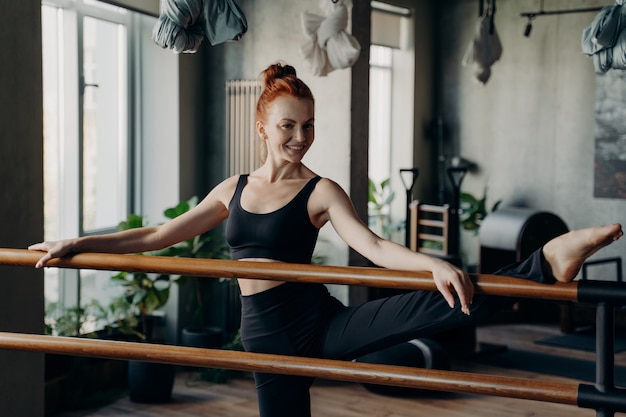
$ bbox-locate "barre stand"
[399,167,419,248]
[446,163,469,260]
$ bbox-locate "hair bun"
[261,62,298,87]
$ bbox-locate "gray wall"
[0,1,45,415]
[202,0,360,272]
[434,0,626,265]
[2,1,625,412]
[201,0,369,305]
[200,0,626,274]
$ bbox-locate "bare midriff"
[236,258,287,295]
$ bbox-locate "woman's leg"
[322,224,623,360]
[239,282,343,417]
[321,288,488,360]
[252,372,315,417]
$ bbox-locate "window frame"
[368,2,415,244]
[42,0,138,313]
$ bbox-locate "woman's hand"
[430,259,474,315]
[28,240,76,269]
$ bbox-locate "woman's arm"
[29,176,238,268]
[314,179,474,314]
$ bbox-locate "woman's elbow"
[358,237,387,265]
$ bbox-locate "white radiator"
[226,80,263,176]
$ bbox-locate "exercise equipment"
[1,248,625,416]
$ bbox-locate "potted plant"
[113,196,239,398]
[368,177,403,240]
[44,300,132,413]
[110,213,176,403]
[459,187,501,270]
[459,187,501,233]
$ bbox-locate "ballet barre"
[0,331,585,404]
[0,248,625,416]
[2,248,625,302]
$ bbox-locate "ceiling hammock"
[300,0,361,77]
[152,0,248,53]
[582,0,626,73]
[462,0,502,84]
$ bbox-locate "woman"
[30,62,623,416]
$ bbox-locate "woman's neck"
[255,161,309,182]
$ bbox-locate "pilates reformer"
[0,248,625,416]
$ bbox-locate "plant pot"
[181,326,224,374]
[181,326,224,348]
[45,354,129,412]
[127,360,175,403]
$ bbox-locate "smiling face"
[257,95,315,165]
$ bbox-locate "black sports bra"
[225,175,322,263]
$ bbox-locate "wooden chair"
[408,202,472,355]
[409,201,451,257]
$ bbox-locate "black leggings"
[239,249,553,417]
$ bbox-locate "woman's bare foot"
[543,224,623,283]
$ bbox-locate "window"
[368,2,414,243]
[42,0,136,332]
[368,45,393,186]
[81,15,129,234]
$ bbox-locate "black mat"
[536,333,626,353]
[472,348,626,387]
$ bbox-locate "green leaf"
[382,191,395,206]
[164,198,192,219]
[143,286,170,313]
[110,271,128,282]
[117,214,145,231]
[368,178,377,204]
[130,289,147,305]
[460,192,479,207]
[143,292,160,313]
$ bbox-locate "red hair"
[256,62,315,123]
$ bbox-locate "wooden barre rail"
[3,248,626,412]
[0,331,580,406]
[0,248,580,301]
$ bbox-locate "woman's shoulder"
[206,174,244,203]
[308,177,356,224]
[315,176,344,190]
[311,177,350,201]
[217,174,244,189]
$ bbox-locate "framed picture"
[594,70,626,199]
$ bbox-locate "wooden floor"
[52,323,626,417]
